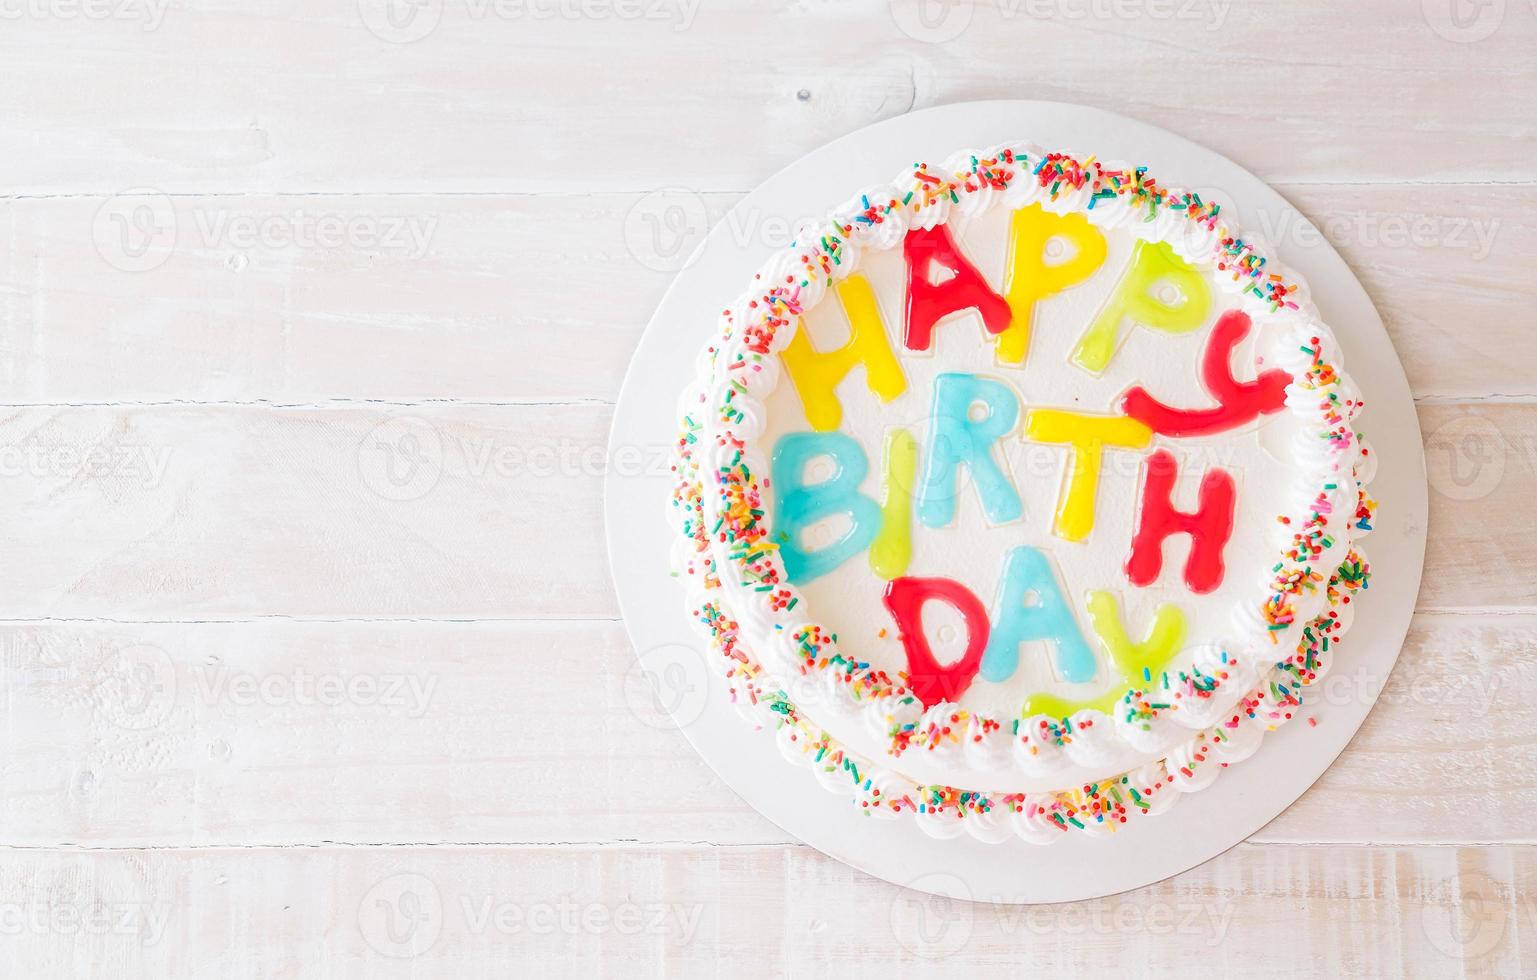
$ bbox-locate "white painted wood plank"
[0,613,1529,848]
[1264,613,1537,846]
[0,193,652,405]
[0,2,1532,195]
[0,619,785,848]
[1421,403,1537,610]
[0,403,620,618]
[0,401,1522,619]
[0,842,1531,977]
[1,184,1529,404]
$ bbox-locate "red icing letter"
[1121,309,1290,436]
[903,224,1012,352]
[1126,450,1236,595]
[883,577,991,706]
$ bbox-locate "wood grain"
[1,184,1530,404]
[1,1,1533,195]
[0,404,618,618]
[0,842,1532,977]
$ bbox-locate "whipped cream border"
[667,143,1376,842]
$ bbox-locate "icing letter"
[918,373,1022,528]
[981,546,1097,685]
[1121,309,1291,436]
[771,432,881,584]
[903,224,1012,351]
[779,275,907,431]
[1023,409,1153,542]
[997,205,1108,364]
[1072,240,1211,373]
[1084,590,1186,682]
[1126,449,1236,594]
[884,576,991,706]
[870,428,918,580]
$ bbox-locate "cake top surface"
[669,144,1373,839]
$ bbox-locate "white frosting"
[668,144,1375,843]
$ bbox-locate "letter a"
[903,224,1011,352]
[981,546,1097,685]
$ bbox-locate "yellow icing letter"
[1024,410,1152,542]
[1084,590,1186,683]
[870,428,918,580]
[997,205,1108,364]
[1072,239,1211,374]
[780,274,906,431]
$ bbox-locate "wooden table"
[1,1,1532,975]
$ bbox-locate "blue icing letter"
[917,373,1022,528]
[981,546,1098,685]
[772,432,881,584]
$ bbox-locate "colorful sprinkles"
[665,144,1373,840]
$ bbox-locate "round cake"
[668,143,1375,843]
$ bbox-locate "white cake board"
[605,101,1427,905]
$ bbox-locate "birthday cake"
[668,144,1375,843]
